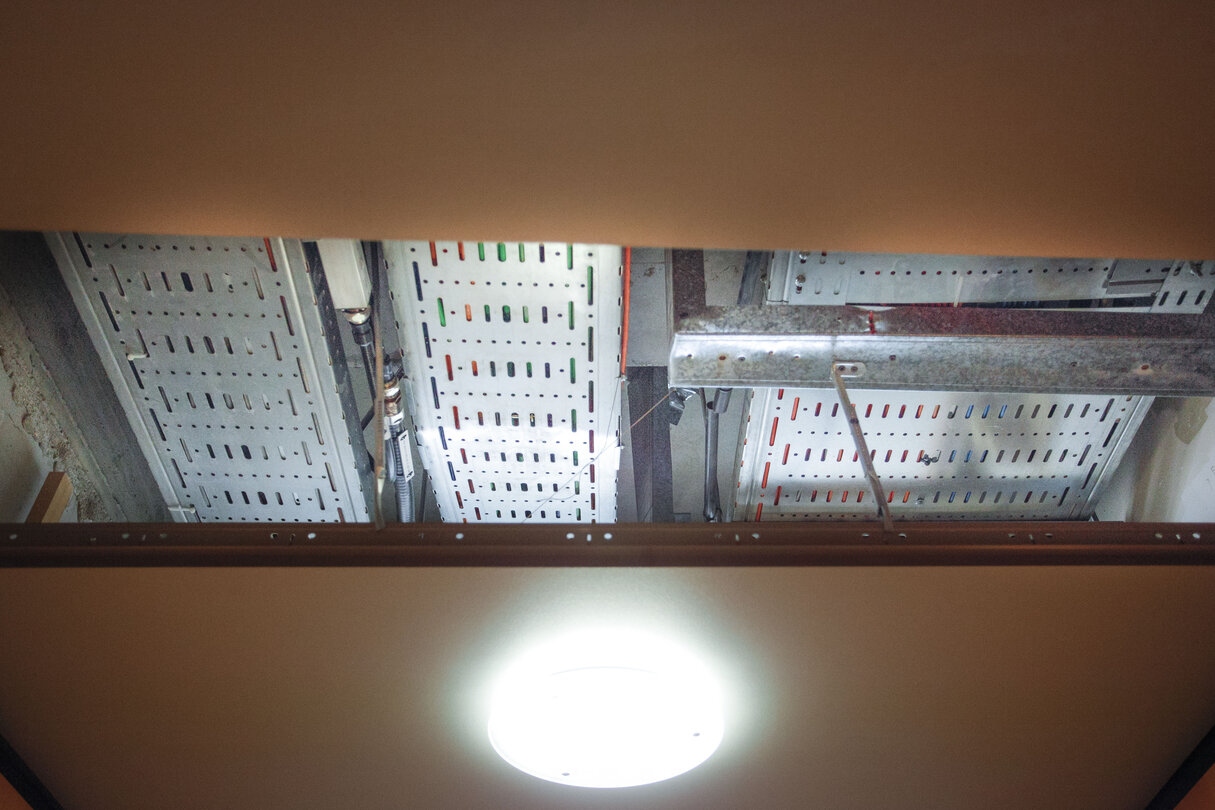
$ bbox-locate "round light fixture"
[487,629,724,789]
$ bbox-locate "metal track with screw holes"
[1,521,1213,566]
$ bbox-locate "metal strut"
[831,363,895,533]
[700,388,732,522]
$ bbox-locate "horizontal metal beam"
[669,305,1215,394]
[1,522,1212,567]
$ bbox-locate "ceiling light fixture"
[487,628,725,789]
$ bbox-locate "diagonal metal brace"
[831,365,895,533]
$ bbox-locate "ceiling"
[2,563,1214,809]
[1,2,1213,257]
[3,5,1215,808]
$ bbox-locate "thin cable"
[519,377,638,524]
[628,389,671,429]
[518,383,676,524]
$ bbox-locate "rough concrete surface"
[0,359,67,522]
[0,279,99,519]
[0,232,169,522]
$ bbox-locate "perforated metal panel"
[733,388,1151,521]
[732,250,1212,521]
[48,233,372,523]
[1151,260,1215,312]
[768,253,1215,310]
[385,241,624,523]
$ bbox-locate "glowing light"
[487,629,724,788]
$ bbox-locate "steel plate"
[385,241,624,523]
[47,233,372,523]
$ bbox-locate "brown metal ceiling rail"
[1,521,1213,567]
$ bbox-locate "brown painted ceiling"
[2,564,1214,809]
[1,2,1214,257]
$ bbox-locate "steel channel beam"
[1,522,1212,566]
[669,305,1215,395]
